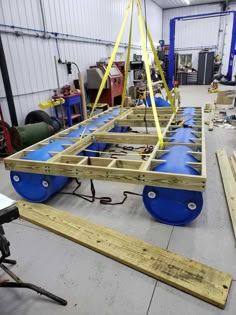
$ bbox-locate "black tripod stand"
[0,205,67,306]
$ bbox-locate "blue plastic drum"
[11,140,74,202]
[143,145,203,225]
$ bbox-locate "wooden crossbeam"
[94,132,158,145]
[17,201,232,309]
[5,158,205,191]
[116,119,169,128]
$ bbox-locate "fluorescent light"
[184,0,191,4]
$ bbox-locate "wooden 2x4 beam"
[5,157,205,191]
[94,132,158,145]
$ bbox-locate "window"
[178,54,192,69]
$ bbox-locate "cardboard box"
[216,90,235,109]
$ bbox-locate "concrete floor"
[0,85,236,315]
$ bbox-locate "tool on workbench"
[0,194,67,306]
[39,97,65,109]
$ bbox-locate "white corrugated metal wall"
[0,0,162,124]
[162,3,223,69]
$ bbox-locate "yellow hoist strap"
[120,0,134,114]
[136,0,164,149]
[136,0,175,113]
[79,0,133,140]
[89,0,133,118]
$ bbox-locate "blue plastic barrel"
[11,140,74,202]
[143,107,203,225]
[145,96,170,107]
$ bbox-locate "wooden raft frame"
[17,200,232,309]
[4,106,206,192]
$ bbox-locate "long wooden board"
[216,149,236,241]
[17,200,232,309]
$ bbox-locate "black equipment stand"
[0,204,67,306]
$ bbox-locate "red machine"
[113,61,125,76]
[0,104,13,154]
[87,63,124,107]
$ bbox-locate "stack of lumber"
[216,149,236,241]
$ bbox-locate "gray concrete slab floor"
[0,85,235,314]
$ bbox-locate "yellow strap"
[89,0,133,118]
[79,0,133,140]
[137,1,175,112]
[136,0,164,149]
[120,0,134,114]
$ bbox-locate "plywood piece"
[17,201,232,309]
[216,149,236,241]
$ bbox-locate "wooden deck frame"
[4,106,206,192]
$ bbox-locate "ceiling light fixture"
[184,0,191,5]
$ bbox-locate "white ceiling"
[153,0,225,9]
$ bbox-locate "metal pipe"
[175,11,234,21]
[163,3,232,10]
[0,24,141,49]
[0,88,53,99]
[54,56,65,129]
[175,45,217,51]
[0,35,18,126]
[39,0,47,38]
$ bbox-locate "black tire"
[50,116,62,132]
[0,121,11,153]
[25,110,53,125]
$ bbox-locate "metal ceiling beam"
[159,1,225,10]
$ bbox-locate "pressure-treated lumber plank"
[230,156,236,180]
[116,118,169,128]
[94,132,158,145]
[216,149,236,241]
[17,201,232,309]
[208,104,215,131]
[5,158,205,191]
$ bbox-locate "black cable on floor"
[59,178,142,206]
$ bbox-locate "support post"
[227,12,236,80]
[0,35,18,126]
[168,18,176,89]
